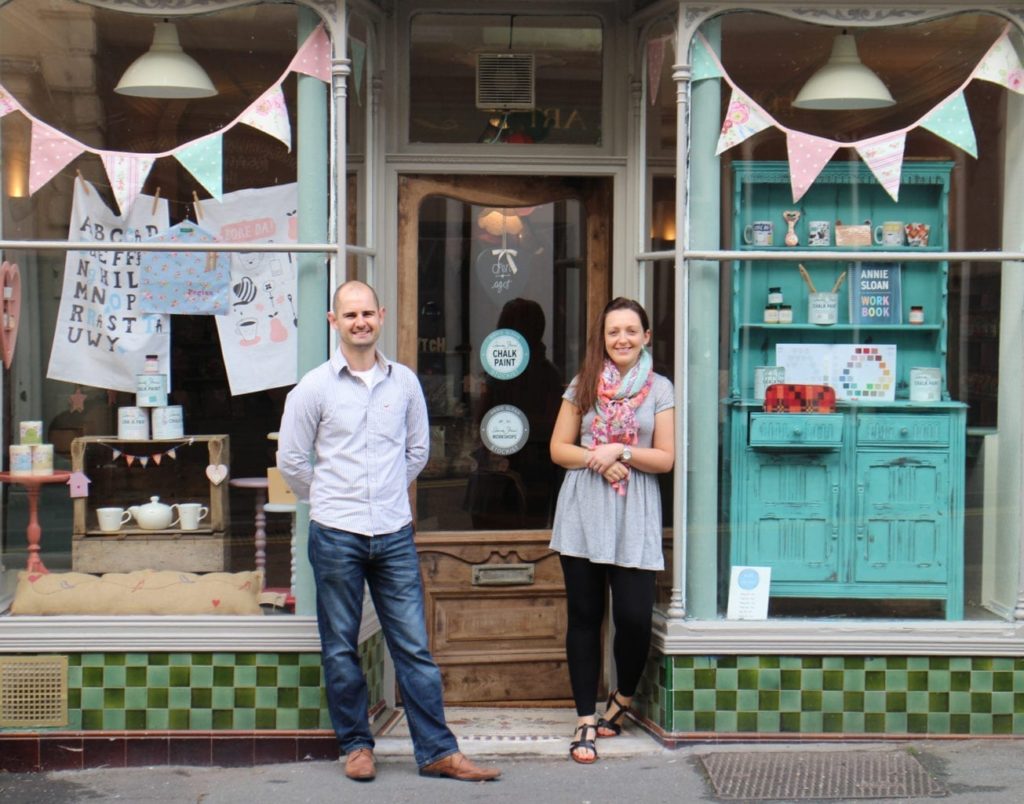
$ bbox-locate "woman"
[549,297,675,764]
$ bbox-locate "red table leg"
[24,483,48,574]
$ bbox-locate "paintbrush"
[798,263,817,294]
[831,271,847,294]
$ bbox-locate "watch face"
[622,447,632,462]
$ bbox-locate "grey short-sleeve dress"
[549,373,674,570]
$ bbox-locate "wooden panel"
[439,659,572,704]
[432,592,566,656]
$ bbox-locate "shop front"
[2,0,1024,771]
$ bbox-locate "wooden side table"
[229,476,269,575]
[0,471,72,573]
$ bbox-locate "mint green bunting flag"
[176,135,223,201]
[920,92,978,158]
[691,36,723,82]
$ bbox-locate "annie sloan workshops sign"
[480,328,530,380]
[480,404,529,456]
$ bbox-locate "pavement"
[2,734,1024,803]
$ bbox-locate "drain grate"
[0,655,69,727]
[700,750,946,801]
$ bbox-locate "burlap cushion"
[10,569,264,615]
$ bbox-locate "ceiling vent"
[476,53,535,111]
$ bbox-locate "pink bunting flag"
[238,84,292,151]
[647,36,667,105]
[786,132,841,203]
[0,86,18,118]
[29,122,85,195]
[715,89,771,155]
[855,132,907,202]
[973,31,1024,94]
[288,23,331,82]
[100,152,156,215]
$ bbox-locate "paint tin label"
[118,407,150,440]
[151,406,185,440]
[909,368,942,402]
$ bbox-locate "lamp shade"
[115,22,216,99]
[792,33,894,110]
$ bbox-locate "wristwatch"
[621,446,632,463]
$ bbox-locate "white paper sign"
[727,566,772,620]
[201,184,298,396]
[46,178,170,392]
[776,343,897,402]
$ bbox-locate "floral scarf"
[590,348,654,495]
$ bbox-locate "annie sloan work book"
[848,262,902,325]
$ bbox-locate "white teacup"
[97,507,132,533]
[174,502,210,531]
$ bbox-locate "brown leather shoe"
[419,751,501,781]
[344,748,376,781]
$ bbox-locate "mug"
[97,507,132,533]
[873,221,905,246]
[807,220,831,247]
[236,317,259,344]
[174,502,209,531]
[905,222,931,247]
[743,221,773,246]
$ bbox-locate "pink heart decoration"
[0,261,22,370]
[211,599,221,607]
[206,464,228,485]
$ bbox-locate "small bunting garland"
[108,439,191,466]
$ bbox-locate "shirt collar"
[331,348,394,376]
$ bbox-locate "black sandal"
[569,723,598,764]
[596,690,630,737]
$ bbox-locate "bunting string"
[0,24,335,214]
[693,24,1024,202]
[106,437,198,467]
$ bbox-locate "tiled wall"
[1,632,386,734]
[639,655,1024,736]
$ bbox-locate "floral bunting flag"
[350,37,366,106]
[175,135,224,200]
[920,92,978,158]
[715,90,771,155]
[100,153,156,215]
[855,132,907,202]
[238,84,292,151]
[786,131,841,203]
[973,32,1024,94]
[691,34,724,82]
[288,23,331,83]
[647,36,668,105]
[29,122,85,195]
[0,86,18,118]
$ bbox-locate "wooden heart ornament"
[206,464,228,485]
[0,260,22,370]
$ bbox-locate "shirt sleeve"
[654,375,675,413]
[276,380,318,503]
[404,370,430,486]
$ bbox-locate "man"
[277,281,500,783]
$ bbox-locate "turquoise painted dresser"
[724,161,966,619]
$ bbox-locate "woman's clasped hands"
[586,442,630,485]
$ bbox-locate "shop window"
[694,11,1019,622]
[0,1,331,616]
[409,13,603,145]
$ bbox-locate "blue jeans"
[308,520,458,767]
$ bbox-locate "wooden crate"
[71,435,230,573]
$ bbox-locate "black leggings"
[559,554,656,717]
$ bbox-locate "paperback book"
[848,262,902,325]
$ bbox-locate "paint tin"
[31,444,54,475]
[118,407,150,440]
[136,373,168,407]
[19,420,43,445]
[151,405,184,440]
[754,366,786,401]
[808,292,838,325]
[9,444,32,475]
[909,368,942,402]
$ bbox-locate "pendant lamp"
[115,21,216,99]
[792,31,894,110]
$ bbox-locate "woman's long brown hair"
[572,297,651,414]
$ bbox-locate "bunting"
[695,25,1024,202]
[1,23,332,209]
[110,444,181,465]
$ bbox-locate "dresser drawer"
[749,414,844,449]
[856,414,950,447]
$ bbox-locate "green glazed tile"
[886,657,907,670]
[673,711,695,732]
[715,691,737,711]
[843,692,864,712]
[884,713,907,732]
[298,687,321,709]
[278,709,301,730]
[822,712,843,733]
[780,670,801,690]
[737,711,758,732]
[822,691,844,713]
[949,657,971,671]
[779,657,802,670]
[81,688,104,710]
[908,671,929,691]
[103,709,126,730]
[907,713,928,733]
[214,666,234,687]
[800,712,823,732]
[107,654,126,666]
[844,657,865,670]
[82,653,104,667]
[756,711,780,731]
[929,692,950,712]
[190,709,213,730]
[148,666,170,687]
[212,687,234,709]
[801,690,822,711]
[907,657,930,671]
[801,669,823,690]
[255,708,277,729]
[256,653,278,666]
[991,692,1014,715]
[169,687,191,709]
[212,709,234,730]
[168,709,190,729]
[192,654,212,665]
[864,713,885,732]
[780,712,800,732]
[233,709,256,730]
[737,669,758,689]
[736,657,760,669]
[235,688,256,709]
[969,713,993,734]
[716,669,737,690]
[298,708,320,729]
[255,687,277,709]
[278,654,300,666]
[758,690,779,711]
[150,653,169,666]
[694,711,715,731]
[950,713,970,733]
[928,671,951,693]
[673,668,695,690]
[82,667,103,687]
[299,666,321,687]
[973,657,993,671]
[236,667,257,686]
[126,667,147,687]
[67,655,82,667]
[104,688,125,708]
[992,714,1013,734]
[929,657,950,670]
[693,689,716,711]
[192,688,212,709]
[213,653,235,666]
[822,657,845,670]
[67,666,82,688]
[236,653,257,666]
[81,709,103,729]
[865,671,885,691]
[737,690,759,711]
[141,688,163,709]
[694,668,715,689]
[779,691,801,712]
[169,654,190,666]
[823,670,844,691]
[759,669,780,691]
[125,654,148,666]
[884,670,908,692]
[257,666,278,687]
[971,692,992,713]
[949,692,971,715]
[864,691,886,713]
[993,672,1013,693]
[906,691,930,713]
[298,654,321,666]
[715,711,738,731]
[991,658,1014,672]
[885,692,907,713]
[169,666,190,687]
[68,688,81,710]
[717,656,738,669]
[147,710,169,730]
[843,671,865,691]
[971,671,993,692]
[759,657,780,669]
[278,688,299,709]
[927,713,950,733]
[125,710,146,730]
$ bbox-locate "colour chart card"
[776,344,896,402]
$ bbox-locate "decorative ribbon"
[490,248,518,274]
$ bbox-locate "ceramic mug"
[97,507,132,533]
[807,220,831,247]
[174,502,209,531]
[743,221,773,246]
[873,221,905,246]
[905,222,931,247]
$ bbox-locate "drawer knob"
[900,427,909,436]
[792,427,803,437]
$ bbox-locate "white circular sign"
[480,328,530,380]
[480,404,530,456]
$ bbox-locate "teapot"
[128,496,178,530]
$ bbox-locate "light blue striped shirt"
[276,349,429,536]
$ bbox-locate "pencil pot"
[808,292,838,325]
